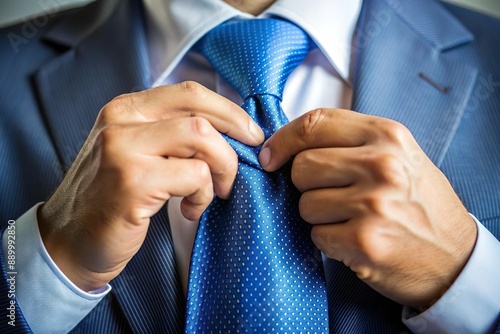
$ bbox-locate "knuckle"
[177,80,207,98]
[350,259,378,282]
[352,223,389,264]
[374,118,410,144]
[376,153,403,177]
[190,117,214,139]
[191,185,213,208]
[361,193,389,216]
[298,108,330,139]
[378,155,408,187]
[213,149,238,179]
[365,153,407,187]
[349,261,371,280]
[99,94,132,124]
[291,151,310,190]
[354,224,374,251]
[192,159,211,184]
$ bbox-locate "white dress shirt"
[4,0,500,333]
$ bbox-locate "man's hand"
[38,82,264,292]
[258,108,477,309]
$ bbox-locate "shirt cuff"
[1,203,111,334]
[402,214,500,333]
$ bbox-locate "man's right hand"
[37,82,264,292]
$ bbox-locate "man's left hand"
[258,108,477,309]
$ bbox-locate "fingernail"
[259,147,271,168]
[250,121,264,143]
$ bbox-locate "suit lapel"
[34,0,151,169]
[325,2,481,332]
[34,0,185,332]
[352,0,478,167]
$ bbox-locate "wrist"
[418,208,477,310]
[37,203,111,292]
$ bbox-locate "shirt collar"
[265,0,362,82]
[143,0,362,85]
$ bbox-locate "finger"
[311,223,353,263]
[259,108,371,172]
[299,187,364,224]
[311,216,388,275]
[147,158,215,220]
[107,82,264,145]
[292,147,365,192]
[117,117,238,199]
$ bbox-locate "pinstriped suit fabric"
[70,210,186,333]
[483,218,500,241]
[98,209,185,334]
[390,0,473,50]
[70,293,132,333]
[353,0,478,167]
[326,259,408,333]
[438,2,500,224]
[0,18,63,232]
[0,13,62,334]
[34,0,152,170]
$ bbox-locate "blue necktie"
[185,19,328,333]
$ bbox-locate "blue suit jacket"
[0,0,499,332]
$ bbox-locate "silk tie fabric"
[185,19,329,333]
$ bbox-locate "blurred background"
[0,0,499,28]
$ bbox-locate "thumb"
[258,109,326,172]
[258,108,367,171]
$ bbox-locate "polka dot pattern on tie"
[186,18,328,333]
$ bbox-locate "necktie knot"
[197,18,313,101]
